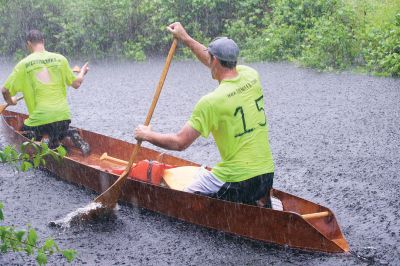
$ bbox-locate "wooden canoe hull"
[1,111,349,253]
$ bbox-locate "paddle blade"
[49,202,117,228]
[54,172,130,224]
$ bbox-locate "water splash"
[49,202,118,228]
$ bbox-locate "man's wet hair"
[210,53,237,69]
[26,30,44,44]
[219,59,237,69]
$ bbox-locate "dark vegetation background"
[0,0,399,76]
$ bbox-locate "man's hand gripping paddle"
[0,96,24,114]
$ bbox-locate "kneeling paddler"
[134,22,274,207]
[2,30,90,156]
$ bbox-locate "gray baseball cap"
[207,37,239,62]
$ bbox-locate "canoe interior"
[1,110,349,253]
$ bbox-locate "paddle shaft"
[0,96,24,114]
[94,38,178,207]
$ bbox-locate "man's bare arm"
[134,123,200,151]
[71,62,89,89]
[1,87,17,105]
[167,22,211,68]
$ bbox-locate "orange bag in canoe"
[111,160,174,185]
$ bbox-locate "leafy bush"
[0,0,399,76]
[240,0,344,62]
[361,13,400,76]
[123,41,146,61]
[0,141,66,171]
[0,205,76,265]
[300,8,358,70]
[0,143,75,265]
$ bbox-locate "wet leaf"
[1,243,8,252]
[15,230,25,242]
[44,239,55,250]
[49,150,60,161]
[56,146,67,158]
[22,153,30,161]
[20,141,30,153]
[33,155,41,168]
[40,143,49,155]
[36,251,47,265]
[20,161,33,172]
[0,151,6,162]
[10,149,19,161]
[62,249,77,262]
[25,245,33,255]
[27,229,37,246]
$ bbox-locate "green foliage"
[360,13,400,76]
[242,0,340,60]
[0,144,74,265]
[123,41,146,61]
[0,202,3,220]
[0,141,66,172]
[300,8,358,70]
[0,203,76,265]
[0,0,399,76]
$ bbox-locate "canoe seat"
[163,166,200,191]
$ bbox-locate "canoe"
[1,110,349,253]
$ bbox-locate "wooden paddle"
[0,96,24,114]
[94,38,178,209]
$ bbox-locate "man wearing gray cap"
[134,22,274,208]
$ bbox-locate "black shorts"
[21,120,71,148]
[213,172,274,208]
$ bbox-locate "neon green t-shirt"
[3,51,77,126]
[188,65,274,182]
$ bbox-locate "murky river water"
[0,58,399,265]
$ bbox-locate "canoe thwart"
[301,211,330,220]
[100,152,129,165]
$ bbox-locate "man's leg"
[37,120,71,149]
[20,124,42,141]
[184,167,224,195]
[45,124,61,149]
[66,127,90,156]
[257,173,273,208]
[215,173,274,207]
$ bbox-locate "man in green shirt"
[134,22,274,207]
[2,30,90,155]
